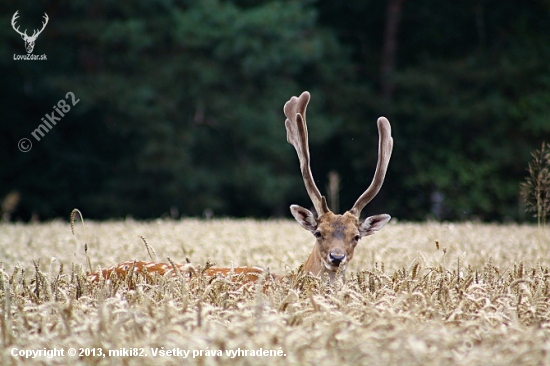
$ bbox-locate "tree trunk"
[380,0,406,104]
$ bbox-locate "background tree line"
[1,0,549,221]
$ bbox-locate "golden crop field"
[0,219,549,365]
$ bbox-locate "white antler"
[11,11,27,38]
[284,91,329,215]
[30,13,49,40]
[11,11,49,53]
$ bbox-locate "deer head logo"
[11,11,49,54]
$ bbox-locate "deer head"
[284,91,393,282]
[12,11,49,54]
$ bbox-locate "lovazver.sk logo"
[12,10,48,60]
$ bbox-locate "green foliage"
[1,0,549,220]
[386,57,537,220]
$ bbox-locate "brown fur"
[89,261,267,284]
[294,209,390,282]
[303,212,359,281]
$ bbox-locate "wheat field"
[0,218,549,365]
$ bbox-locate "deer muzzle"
[328,248,346,267]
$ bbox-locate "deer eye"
[354,235,361,241]
[314,231,322,239]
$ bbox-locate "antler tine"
[32,13,49,38]
[284,91,329,215]
[38,13,49,35]
[349,117,393,217]
[11,11,27,37]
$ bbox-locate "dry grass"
[1,219,549,365]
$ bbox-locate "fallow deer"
[88,91,393,284]
[284,91,393,282]
[87,260,265,283]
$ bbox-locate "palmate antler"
[284,91,393,217]
[284,91,329,215]
[349,117,393,217]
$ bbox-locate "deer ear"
[290,205,318,233]
[359,214,391,237]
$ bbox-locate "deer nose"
[329,251,346,266]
